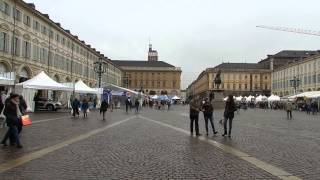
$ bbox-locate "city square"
[0,106,319,179]
[1,0,320,179]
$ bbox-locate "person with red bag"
[1,94,23,148]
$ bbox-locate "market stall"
[16,71,73,112]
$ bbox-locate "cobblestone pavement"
[142,106,320,180]
[0,115,278,180]
[0,106,315,179]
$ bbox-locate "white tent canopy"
[246,95,255,102]
[16,71,73,91]
[288,91,320,99]
[151,95,158,99]
[235,96,243,101]
[171,95,181,100]
[268,94,280,102]
[105,84,142,95]
[63,80,98,94]
[255,95,267,102]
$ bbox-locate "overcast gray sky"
[26,0,320,89]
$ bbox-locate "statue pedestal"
[211,90,225,109]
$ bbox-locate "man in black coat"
[189,96,201,136]
[201,98,218,136]
[1,94,23,148]
[125,97,132,113]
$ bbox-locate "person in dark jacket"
[125,97,132,113]
[100,100,108,120]
[71,98,80,118]
[135,99,140,113]
[189,96,201,136]
[1,94,23,148]
[223,95,237,137]
[201,98,218,136]
[81,98,89,118]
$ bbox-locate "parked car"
[34,97,62,111]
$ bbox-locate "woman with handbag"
[1,94,23,148]
[223,95,237,137]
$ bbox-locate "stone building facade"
[113,60,181,96]
[187,63,271,99]
[272,55,320,96]
[0,0,122,90]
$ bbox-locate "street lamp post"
[290,76,300,94]
[94,57,106,88]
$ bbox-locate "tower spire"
[147,41,158,61]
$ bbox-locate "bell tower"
[148,43,158,61]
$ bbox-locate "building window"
[244,84,247,90]
[255,75,257,79]
[22,41,31,58]
[265,76,267,79]
[0,1,11,15]
[23,14,31,26]
[163,81,166,87]
[238,84,241,90]
[40,48,48,64]
[33,20,40,31]
[0,32,9,52]
[62,38,65,46]
[245,75,247,79]
[265,84,268,90]
[233,84,235,90]
[157,81,160,88]
[13,8,21,21]
[49,30,54,39]
[32,44,39,61]
[41,25,47,35]
[13,37,21,56]
[254,84,258,90]
[56,34,60,43]
[318,74,320,83]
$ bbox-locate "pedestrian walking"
[1,94,23,148]
[72,98,80,118]
[201,98,217,136]
[82,98,89,118]
[189,96,201,136]
[135,99,140,113]
[100,99,108,120]
[0,92,5,114]
[222,95,237,137]
[286,100,293,119]
[167,100,171,111]
[311,101,317,115]
[125,97,132,113]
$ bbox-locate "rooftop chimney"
[27,3,35,9]
[43,14,49,19]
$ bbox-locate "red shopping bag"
[21,115,32,126]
